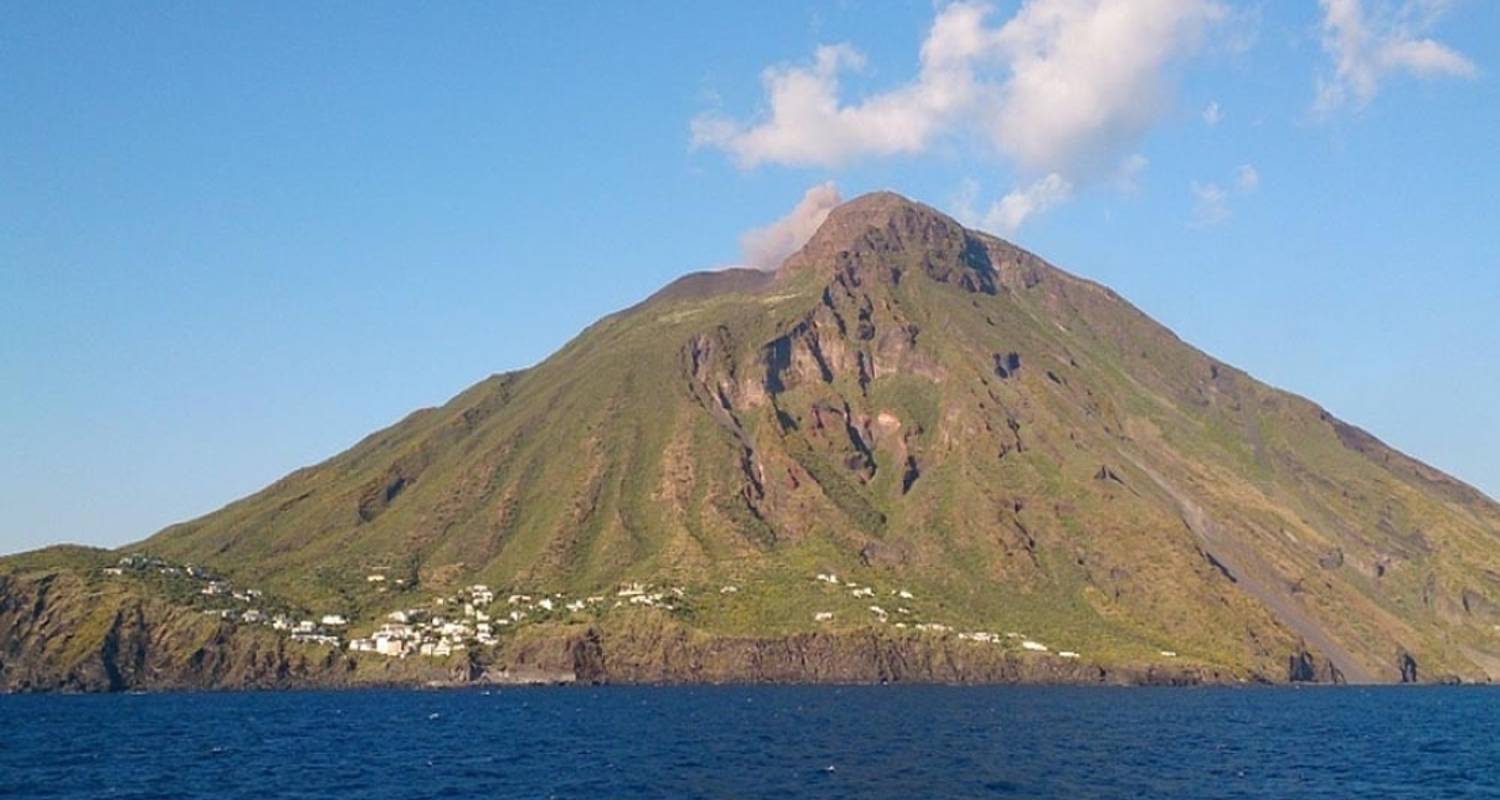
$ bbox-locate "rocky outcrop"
[1287,646,1347,684]
[0,570,361,692]
[1398,649,1419,684]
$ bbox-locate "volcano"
[5,192,1500,690]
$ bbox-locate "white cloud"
[971,173,1075,234]
[694,0,1226,231]
[1235,163,1259,192]
[1189,181,1230,227]
[1202,100,1222,125]
[690,4,989,169]
[738,182,843,271]
[987,0,1225,176]
[1315,0,1477,113]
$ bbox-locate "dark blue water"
[2,686,1496,799]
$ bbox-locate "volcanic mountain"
[5,192,1500,690]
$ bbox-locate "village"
[343,579,690,658]
[99,555,698,659]
[101,555,1174,664]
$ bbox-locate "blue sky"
[2,1,1497,555]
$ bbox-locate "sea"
[1,686,1495,799]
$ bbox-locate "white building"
[374,636,406,657]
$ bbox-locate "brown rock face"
[779,192,998,295]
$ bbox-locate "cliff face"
[0,553,1347,692]
[7,192,1500,690]
[0,569,356,692]
[1,568,1242,691]
[513,619,1237,687]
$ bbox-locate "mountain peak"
[777,191,996,293]
[825,190,945,224]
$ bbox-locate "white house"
[320,614,348,627]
